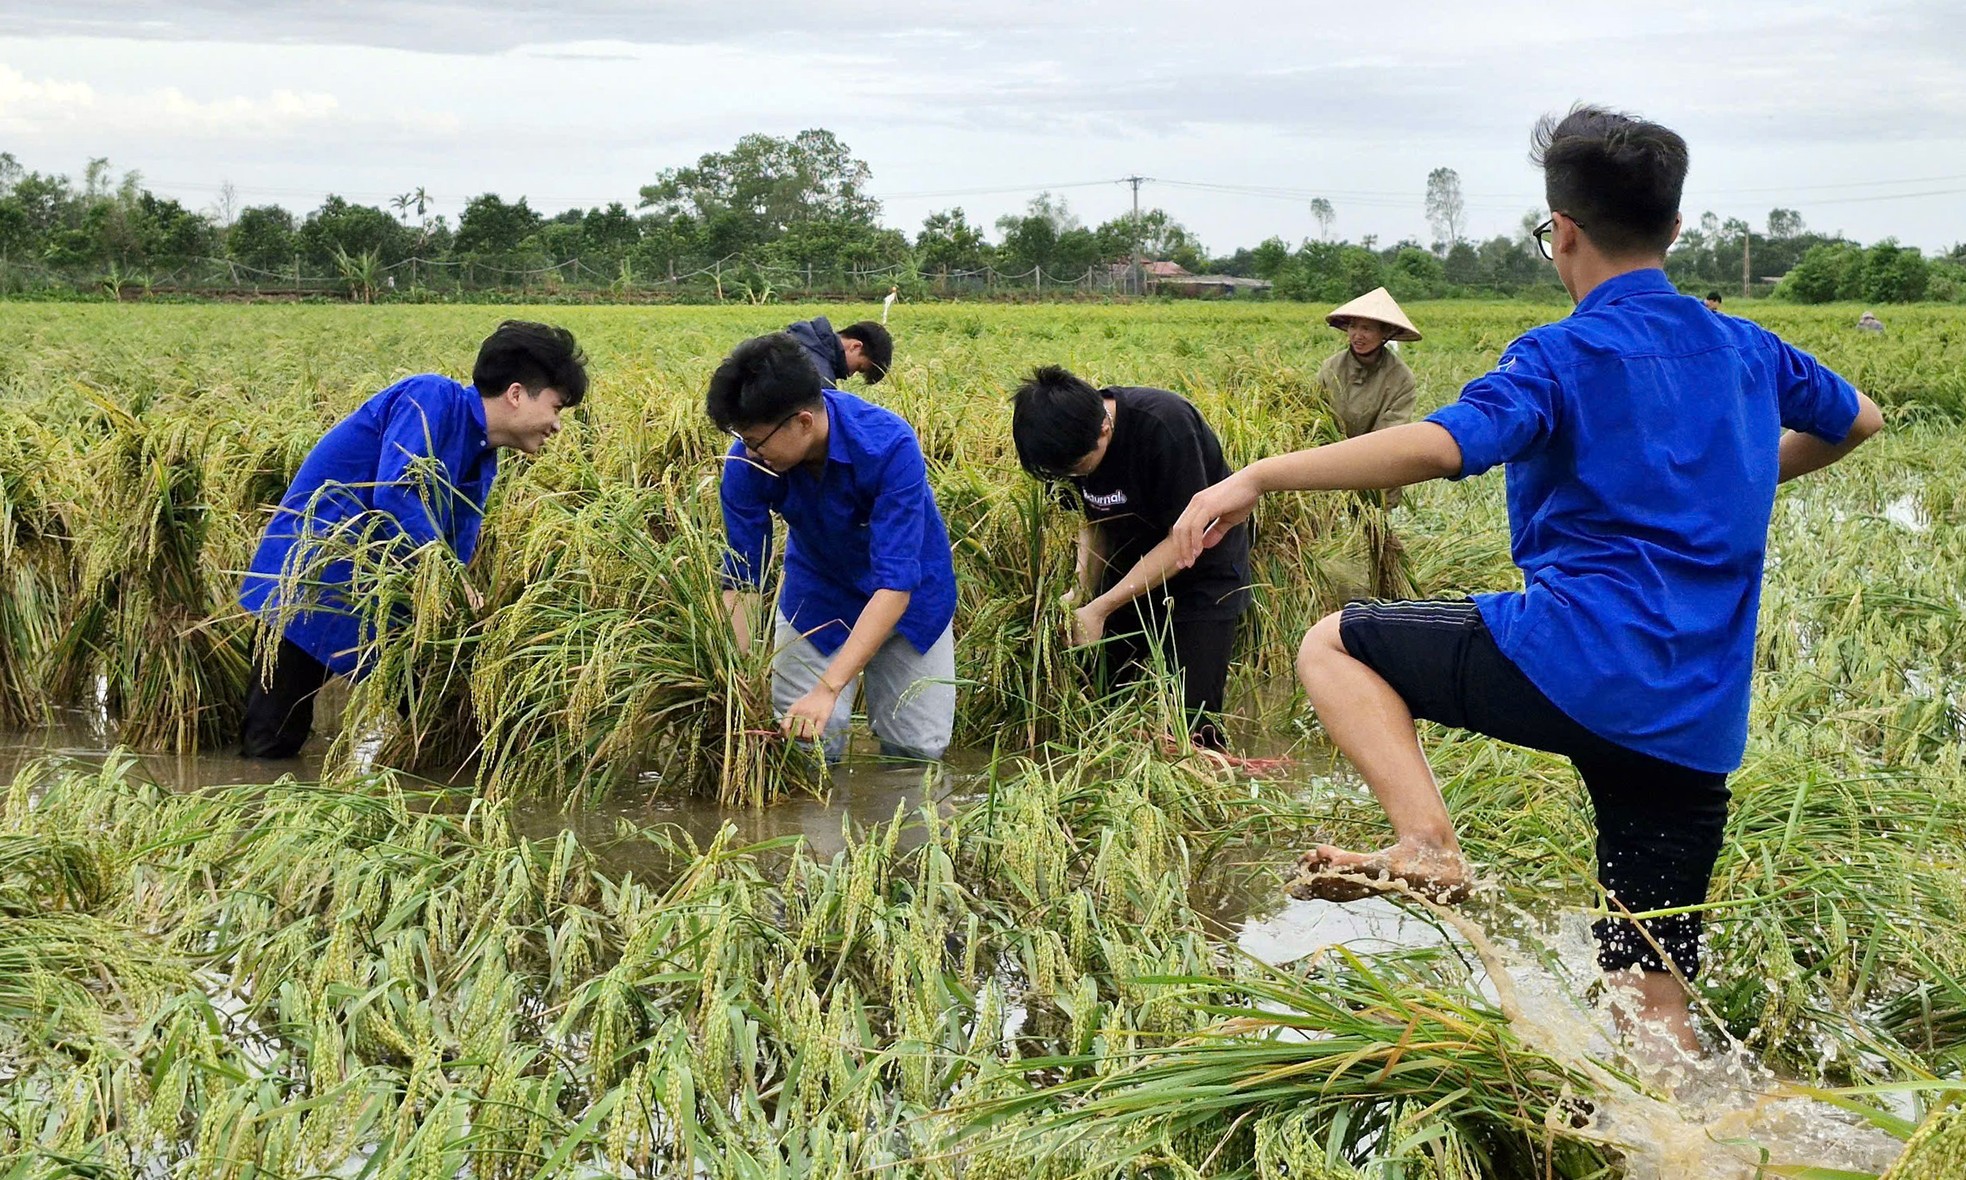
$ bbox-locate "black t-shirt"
[1066,386,1250,621]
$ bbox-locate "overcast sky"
[2,1,1962,256]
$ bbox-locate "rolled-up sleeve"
[1425,336,1561,479]
[1769,336,1861,443]
[866,436,928,593]
[719,442,776,590]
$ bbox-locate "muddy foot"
[1286,841,1472,904]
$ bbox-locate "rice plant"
[0,300,1961,1177]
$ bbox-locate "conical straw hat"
[1326,287,1422,342]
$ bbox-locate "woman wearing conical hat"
[1316,286,1422,442]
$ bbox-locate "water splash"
[1236,883,1907,1177]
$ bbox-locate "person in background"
[1704,291,1724,311]
[1011,365,1250,750]
[238,321,588,759]
[1316,286,1422,444]
[713,333,956,763]
[1170,104,1883,1061]
[1858,311,1885,333]
[785,315,894,387]
[1316,286,1422,592]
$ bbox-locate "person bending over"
[713,333,956,761]
[785,315,894,388]
[1012,366,1250,749]
[239,321,588,758]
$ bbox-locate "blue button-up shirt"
[240,374,497,678]
[720,388,956,656]
[1427,268,1861,773]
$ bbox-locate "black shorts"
[1338,598,1731,979]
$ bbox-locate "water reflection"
[0,710,333,788]
[507,749,990,877]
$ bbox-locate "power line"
[881,178,1117,200]
[1693,172,1966,196]
[1792,186,1966,207]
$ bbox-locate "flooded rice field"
[5,304,1964,1176]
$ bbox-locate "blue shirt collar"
[464,384,493,453]
[821,387,853,466]
[1572,266,1674,317]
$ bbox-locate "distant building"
[1155,274,1274,299]
[1102,259,1270,297]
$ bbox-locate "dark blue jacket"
[785,316,848,384]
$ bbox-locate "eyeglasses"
[1533,212,1586,260]
[733,411,799,453]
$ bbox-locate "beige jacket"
[1317,346,1417,507]
[1317,346,1417,439]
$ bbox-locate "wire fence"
[0,252,1241,302]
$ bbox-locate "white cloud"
[0,63,342,138]
[0,2,1959,251]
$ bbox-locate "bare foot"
[1287,840,1472,904]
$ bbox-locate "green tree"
[1094,208,1205,272]
[1424,167,1465,247]
[226,206,298,274]
[914,207,990,274]
[0,199,33,266]
[638,129,879,252]
[299,196,408,270]
[1438,241,1477,287]
[1778,242,1863,303]
[1475,233,1544,289]
[454,193,544,258]
[1858,239,1929,303]
[1765,208,1805,239]
[577,202,641,270]
[1309,197,1334,241]
[131,193,215,267]
[770,217,908,273]
[996,194,1083,275]
[1250,236,1293,279]
[10,172,73,241]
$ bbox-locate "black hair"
[1530,104,1687,258]
[1011,365,1106,480]
[474,320,588,405]
[705,333,825,431]
[1704,291,1723,303]
[838,320,893,384]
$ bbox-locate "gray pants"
[772,613,956,762]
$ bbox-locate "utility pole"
[1122,175,1149,296]
[1741,231,1751,300]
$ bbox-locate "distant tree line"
[0,134,1959,302]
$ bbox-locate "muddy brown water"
[2,708,1432,989]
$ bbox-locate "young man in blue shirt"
[238,321,588,759]
[713,332,956,761]
[1171,105,1883,1054]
